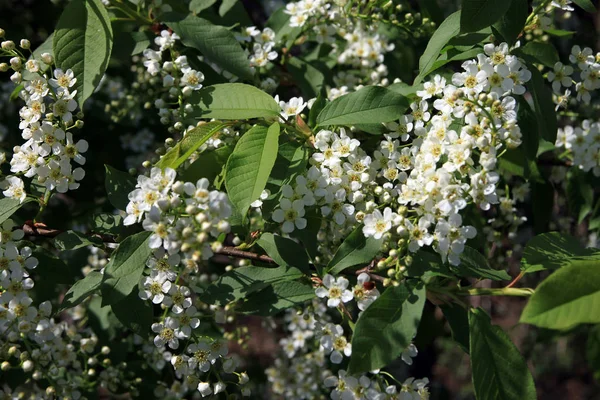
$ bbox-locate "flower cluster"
[123,166,250,396]
[0,34,87,202]
[556,120,600,176]
[240,26,278,69]
[548,45,600,107]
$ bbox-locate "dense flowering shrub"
[1,0,600,398]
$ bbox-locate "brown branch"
[215,246,275,264]
[21,221,117,243]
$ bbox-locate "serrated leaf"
[520,258,600,329]
[189,0,217,13]
[218,0,237,16]
[528,68,558,144]
[316,86,409,126]
[225,123,280,218]
[101,231,152,306]
[453,246,511,280]
[237,280,315,315]
[348,282,426,374]
[104,165,136,211]
[405,249,454,282]
[287,57,326,99]
[573,0,596,13]
[326,226,382,275]
[156,121,226,170]
[164,14,253,80]
[190,83,280,120]
[180,145,233,184]
[91,213,124,236]
[492,0,527,46]
[111,290,153,337]
[53,0,113,107]
[54,230,103,251]
[0,198,35,225]
[441,303,470,353]
[200,265,304,306]
[460,0,512,33]
[59,271,103,311]
[520,232,595,273]
[469,308,537,400]
[416,10,461,84]
[514,42,559,68]
[256,233,310,274]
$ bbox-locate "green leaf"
[316,86,409,127]
[164,14,253,80]
[520,259,600,329]
[416,10,461,84]
[544,28,575,37]
[189,0,217,13]
[516,97,539,160]
[268,141,308,188]
[289,209,322,261]
[156,121,226,170]
[101,231,152,306]
[469,308,537,400]
[514,42,559,68]
[405,250,454,282]
[54,230,103,251]
[0,198,35,225]
[348,282,426,374]
[586,325,600,375]
[460,0,512,33]
[326,226,382,275]
[308,89,327,128]
[441,303,470,353]
[528,68,558,144]
[256,233,310,274]
[566,169,594,224]
[237,280,315,315]
[521,232,595,273]
[180,145,233,184]
[190,83,280,120]
[130,31,153,56]
[225,123,280,218]
[111,290,153,337]
[104,165,136,211]
[53,0,113,107]
[453,246,511,280]
[200,265,304,306]
[573,0,596,13]
[91,213,124,236]
[59,271,103,311]
[218,0,237,16]
[422,47,482,78]
[266,6,302,45]
[492,0,527,46]
[287,57,326,99]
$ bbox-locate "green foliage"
[237,280,315,315]
[469,308,537,400]
[460,0,512,33]
[164,14,253,80]
[441,303,470,353]
[190,83,280,120]
[492,0,527,46]
[348,282,426,374]
[59,271,103,311]
[0,198,34,224]
[454,246,511,281]
[54,230,103,251]
[105,165,137,211]
[573,0,596,13]
[416,10,461,84]
[111,291,153,337]
[520,232,597,273]
[101,231,152,306]
[156,121,227,170]
[528,68,558,144]
[53,0,113,107]
[256,233,310,274]
[521,258,600,329]
[225,123,280,218]
[514,42,560,68]
[316,86,409,127]
[326,226,382,275]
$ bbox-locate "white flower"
[151,317,180,349]
[315,274,353,308]
[139,271,171,304]
[2,176,26,203]
[181,69,204,90]
[363,207,396,239]
[547,62,573,93]
[279,97,307,120]
[272,199,307,233]
[188,340,215,372]
[320,324,352,364]
[353,273,380,311]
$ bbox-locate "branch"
[21,221,117,243]
[215,246,275,264]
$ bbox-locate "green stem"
[34,190,51,222]
[429,285,534,297]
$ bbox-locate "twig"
[215,246,275,264]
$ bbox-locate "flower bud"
[41,52,53,64]
[9,57,21,70]
[10,72,21,84]
[74,120,84,128]
[19,39,30,49]
[1,40,15,50]
[1,361,10,371]
[32,370,42,380]
[0,29,5,38]
[22,360,33,372]
[0,63,8,72]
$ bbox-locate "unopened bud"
[41,52,53,64]
[1,40,15,50]
[1,361,10,371]
[0,63,8,72]
[19,39,30,49]
[74,120,84,128]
